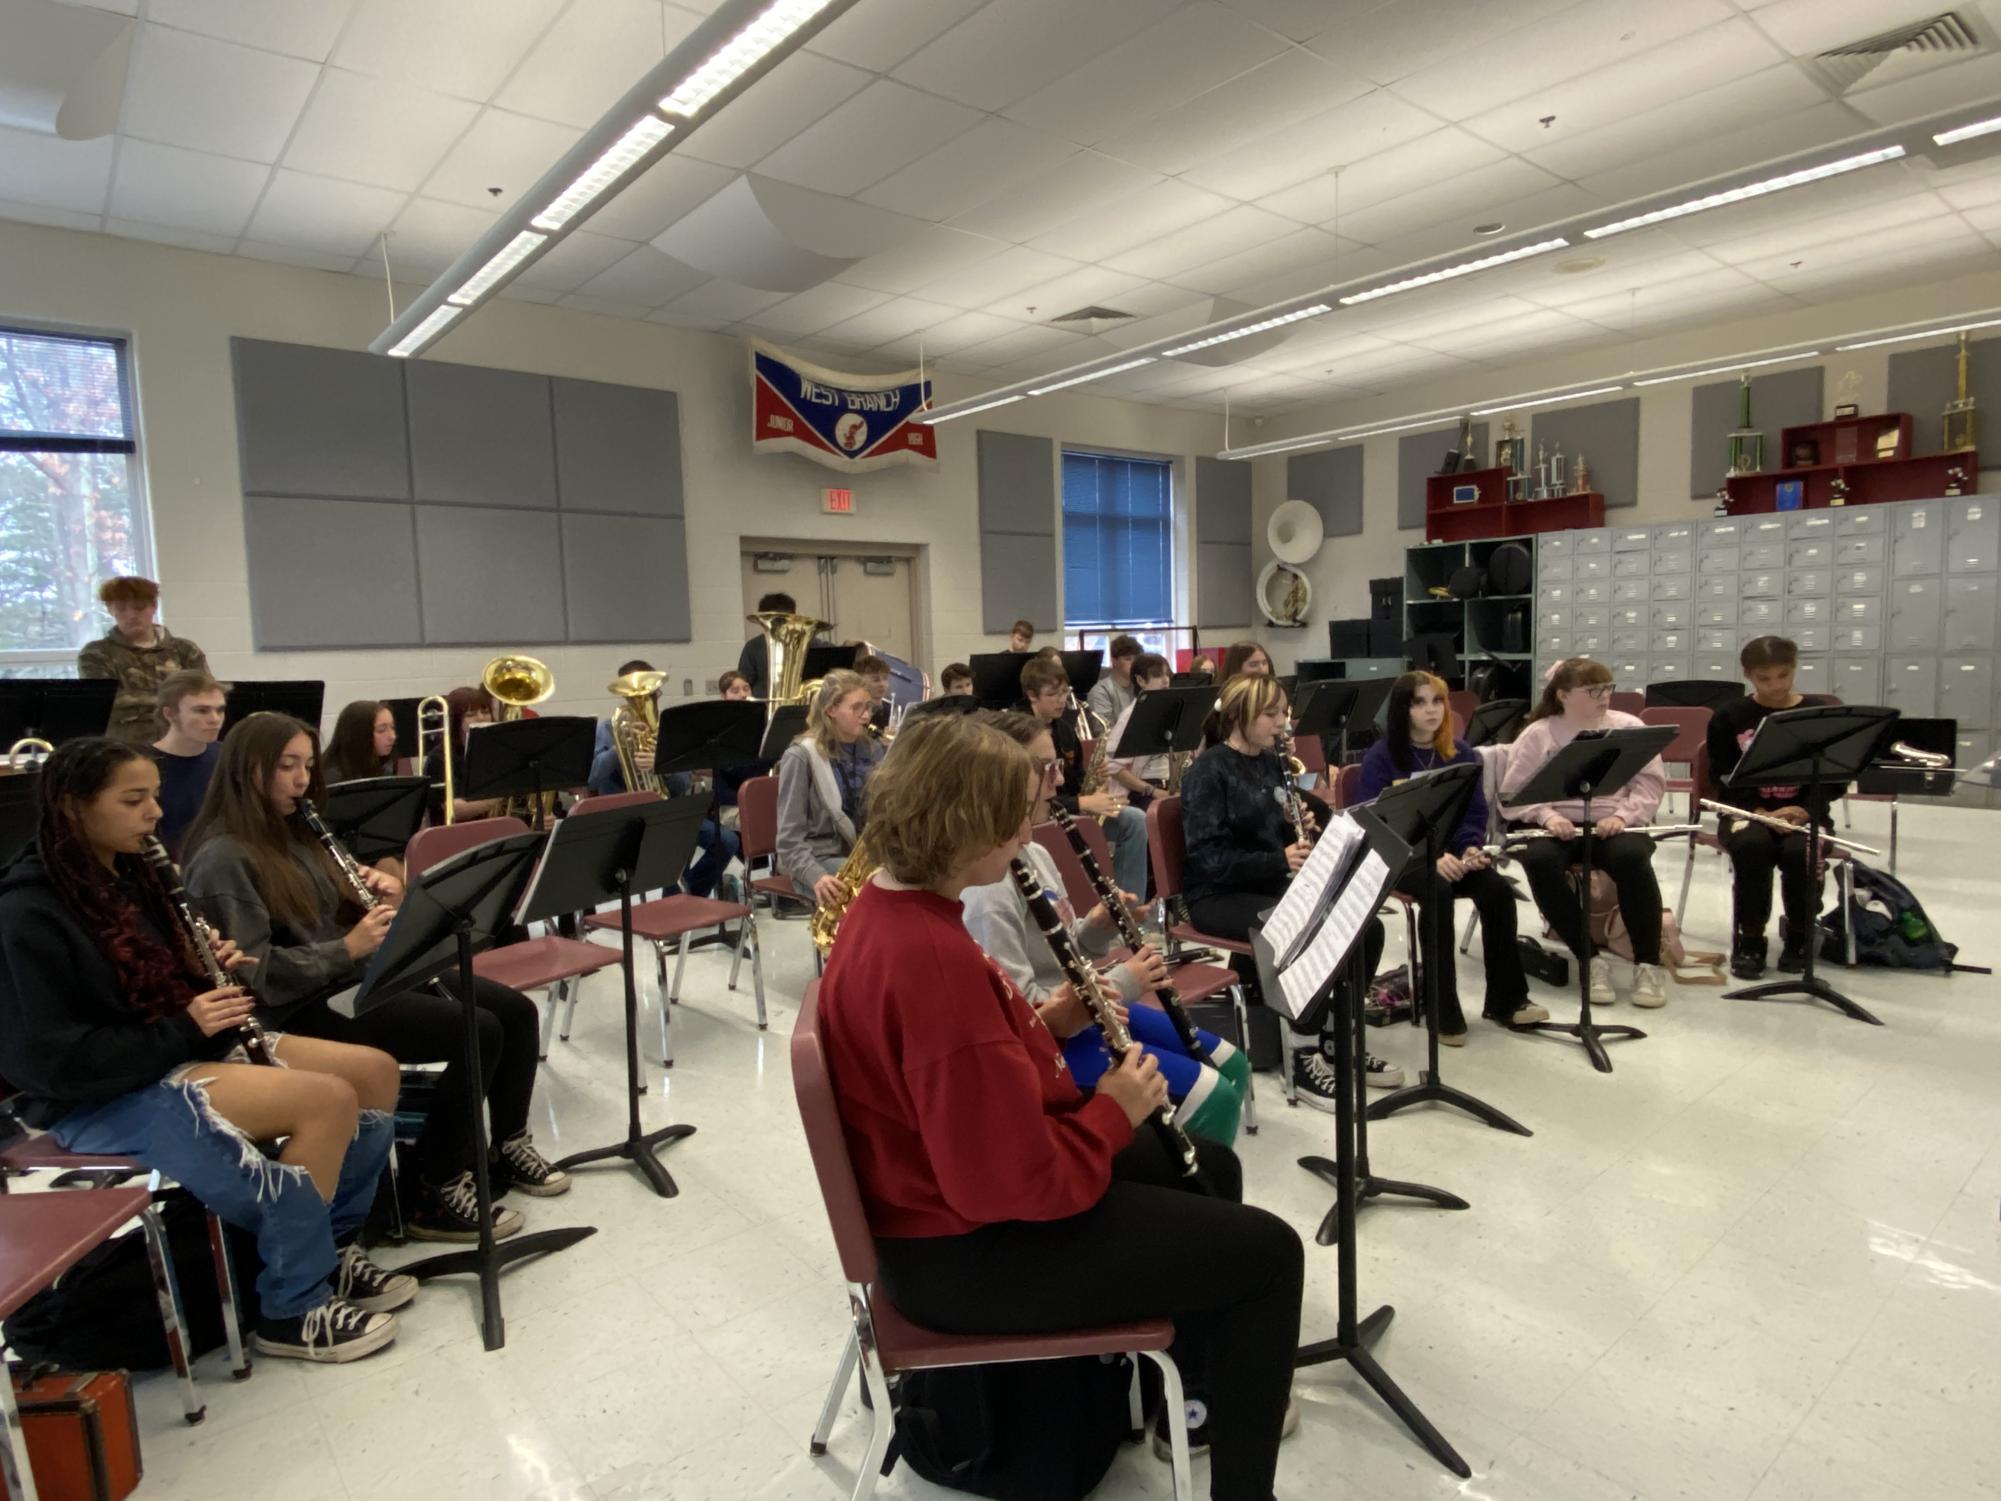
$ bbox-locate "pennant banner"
[751,339,937,473]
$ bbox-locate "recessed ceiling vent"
[1047,305,1135,334]
[1813,12,1981,93]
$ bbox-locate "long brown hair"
[1221,641,1270,680]
[1526,657,1613,725]
[182,712,352,933]
[323,699,390,784]
[446,685,495,749]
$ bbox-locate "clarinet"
[1045,804,1210,1062]
[140,837,275,1067]
[1274,728,1310,846]
[1009,858,1204,1187]
[297,797,381,910]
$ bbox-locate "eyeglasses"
[1034,757,1062,779]
[1579,683,1617,698]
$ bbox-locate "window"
[0,327,147,671]
[1061,449,1173,631]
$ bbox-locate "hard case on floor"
[8,1366,142,1501]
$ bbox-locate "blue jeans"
[51,1075,393,1320]
[1102,804,1149,899]
[684,819,740,898]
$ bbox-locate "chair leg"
[138,1205,204,1425]
[748,912,767,1029]
[850,1344,896,1501]
[1399,900,1419,1027]
[1889,800,1899,875]
[1843,860,1857,968]
[206,1211,250,1380]
[0,1355,38,1501]
[538,982,560,1060]
[670,930,692,1004]
[810,1327,859,1455]
[1231,985,1257,1135]
[560,975,582,1042]
[654,942,675,1068]
[728,910,748,992]
[1676,838,1697,930]
[1142,1350,1194,1501]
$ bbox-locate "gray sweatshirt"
[960,841,1141,1008]
[182,835,358,1024]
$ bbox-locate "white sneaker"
[1587,954,1614,1003]
[1631,962,1669,1008]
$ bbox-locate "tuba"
[483,654,557,826]
[749,610,830,718]
[808,833,878,957]
[609,669,667,794]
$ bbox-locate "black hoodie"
[0,846,228,1128]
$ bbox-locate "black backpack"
[888,1354,1135,1501]
[1818,861,1979,972]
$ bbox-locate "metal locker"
[1539,532,1573,560]
[1575,607,1609,630]
[1953,736,1991,804]
[1792,656,1827,695]
[1538,608,1566,636]
[1610,655,1645,683]
[1650,656,1691,681]
[1892,502,1944,575]
[1575,555,1611,580]
[1786,596,1831,625]
[1787,569,1830,597]
[1698,603,1736,627]
[1742,543,1787,571]
[1653,522,1695,548]
[1611,629,1646,655]
[1939,657,1994,729]
[1611,605,1645,630]
[1575,527,1612,554]
[1656,630,1691,656]
[1697,627,1735,652]
[1788,512,1836,542]
[1837,595,1883,625]
[1792,624,1829,653]
[1741,599,1782,628]
[1834,534,1886,567]
[1698,549,1741,575]
[1538,582,1569,608]
[1653,575,1692,600]
[1746,518,1788,547]
[1831,624,1883,653]
[1742,570,1784,598]
[1943,575,1997,651]
[1700,519,1744,548]
[1836,505,1886,535]
[1614,527,1652,551]
[1576,580,1611,605]
[1695,655,1737,680]
[1540,632,1568,657]
[1538,553,1573,582]
[1946,497,1999,573]
[1887,578,1941,652]
[1835,565,1884,596]
[1612,577,1651,602]
[1885,656,1940,718]
[1696,575,1735,603]
[1612,553,1649,578]
[1651,602,1690,630]
[1786,539,1832,570]
[1651,549,1692,575]
[1831,656,1882,702]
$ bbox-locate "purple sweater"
[1356,740,1488,855]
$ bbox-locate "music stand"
[1721,704,1898,1025]
[0,679,116,744]
[322,776,430,865]
[1294,678,1393,765]
[650,701,767,781]
[802,644,859,681]
[342,833,596,1350]
[532,797,709,1196]
[1464,698,1528,748]
[969,651,1033,710]
[1645,679,1744,711]
[759,704,808,761]
[1111,686,1212,762]
[461,716,596,824]
[381,697,423,761]
[0,771,36,865]
[1363,764,1531,1136]
[221,680,325,733]
[903,693,980,720]
[1402,633,1459,681]
[1251,811,1469,1479]
[1169,670,1213,688]
[1057,650,1103,699]
[1507,725,1676,1073]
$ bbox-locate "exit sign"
[822,487,855,514]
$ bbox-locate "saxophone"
[808,832,878,957]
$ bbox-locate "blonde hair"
[803,669,870,759]
[866,714,1034,887]
[1216,674,1286,743]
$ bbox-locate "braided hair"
[33,737,199,1022]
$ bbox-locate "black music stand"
[1464,698,1528,747]
[1508,725,1675,1073]
[461,716,596,823]
[1169,670,1213,688]
[381,697,423,761]
[340,833,596,1351]
[1111,686,1212,764]
[1402,632,1460,681]
[1294,678,1393,765]
[1645,679,1744,711]
[0,771,36,865]
[1057,650,1103,700]
[802,644,860,682]
[903,693,980,720]
[758,704,809,760]
[0,679,116,744]
[322,776,430,865]
[535,797,709,1197]
[1721,704,1897,1026]
[651,700,767,782]
[1252,812,1470,1480]
[1363,764,1531,1136]
[969,652,1034,710]
[221,679,324,732]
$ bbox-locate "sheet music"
[1276,850,1389,1021]
[1258,812,1362,968]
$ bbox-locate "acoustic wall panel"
[1532,396,1641,510]
[562,513,690,643]
[1195,541,1253,629]
[1195,455,1251,543]
[977,430,1057,632]
[1284,444,1363,537]
[231,338,409,500]
[981,533,1059,638]
[1398,423,1488,529]
[415,506,566,646]
[1887,336,2001,457]
[552,377,684,516]
[1690,366,1824,497]
[406,361,557,509]
[242,496,421,649]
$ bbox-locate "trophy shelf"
[1724,451,1973,515]
[1426,467,1604,541]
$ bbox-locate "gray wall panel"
[981,533,1058,638]
[1690,366,1824,497]
[231,338,409,500]
[1285,444,1363,537]
[242,496,421,649]
[1397,423,1487,530]
[552,377,683,516]
[1887,335,2000,456]
[562,513,690,643]
[415,506,566,645]
[406,361,557,509]
[978,430,1057,631]
[1195,541,1253,629]
[1195,455,1252,543]
[1532,396,1641,509]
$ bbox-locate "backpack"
[1818,861,1973,971]
[1586,873,1725,983]
[889,1354,1135,1501]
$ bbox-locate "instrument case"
[9,1365,143,1501]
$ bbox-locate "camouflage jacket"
[75,626,210,745]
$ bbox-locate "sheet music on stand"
[1259,814,1398,1022]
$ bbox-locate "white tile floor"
[120,799,2001,1500]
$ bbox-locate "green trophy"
[1726,372,1763,477]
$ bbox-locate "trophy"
[1572,453,1590,496]
[1833,369,1862,419]
[1712,485,1731,518]
[1534,440,1551,500]
[1943,329,1977,452]
[1549,441,1566,495]
[1495,416,1525,479]
[1946,465,1968,497]
[1829,474,1849,507]
[1725,371,1763,477]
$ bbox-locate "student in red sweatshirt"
[818,712,1303,1499]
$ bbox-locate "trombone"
[4,736,53,772]
[415,696,453,824]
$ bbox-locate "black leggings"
[1514,831,1663,966]
[1723,821,1820,933]
[284,976,541,1184]
[875,1131,1302,1501]
[1189,889,1385,1041]
[1398,860,1527,1028]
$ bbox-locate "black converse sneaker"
[336,1244,417,1314]
[1777,920,1808,973]
[407,1170,525,1243]
[252,1297,397,1363]
[1731,929,1767,980]
[1363,1053,1406,1090]
[1291,1047,1341,1113]
[1152,1392,1298,1461]
[496,1131,571,1197]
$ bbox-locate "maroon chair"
[738,774,811,914]
[1145,797,1249,960]
[406,816,620,1057]
[1610,690,1646,718]
[1291,732,1326,776]
[790,982,1195,1500]
[1448,689,1479,732]
[1637,706,1710,821]
[1332,762,1364,810]
[573,790,763,1067]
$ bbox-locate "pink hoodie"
[1498,709,1665,829]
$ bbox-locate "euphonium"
[609,669,668,794]
[483,654,557,827]
[808,833,878,957]
[749,610,830,718]
[415,695,453,825]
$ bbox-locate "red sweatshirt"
[817,881,1134,1238]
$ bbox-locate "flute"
[141,837,276,1067]
[1698,799,1880,857]
[1480,823,1701,857]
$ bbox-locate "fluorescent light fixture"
[924,394,1024,424]
[1163,304,1333,357]
[1231,436,1334,458]
[448,230,548,307]
[386,304,463,359]
[1836,315,2001,351]
[1026,358,1156,396]
[1631,351,1821,387]
[531,117,673,232]
[1934,115,2001,147]
[660,0,838,116]
[1337,415,1463,441]
[1338,239,1569,305]
[1470,384,1623,416]
[1583,146,1906,239]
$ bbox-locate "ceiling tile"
[1023,177,1234,262]
[1514,242,1727,309]
[497,0,704,128]
[146,0,353,60]
[1846,47,2001,127]
[1179,86,1439,203]
[571,153,736,241]
[1211,0,1397,43]
[108,138,267,235]
[1734,220,1983,284]
[1560,265,1784,325]
[950,323,1095,367]
[1700,191,1946,269]
[1097,49,1372,177]
[807,0,987,71]
[1938,167,2001,212]
[680,50,875,170]
[1522,66,1826,183]
[104,218,239,253]
[1103,204,1310,282]
[1303,0,1577,88]
[892,0,1182,113]
[512,229,636,290]
[816,295,963,349]
[909,309,1035,354]
[420,109,581,210]
[120,23,318,162]
[559,292,654,317]
[953,151,1162,243]
[857,118,1077,223]
[1166,226,1352,298]
[754,81,985,198]
[332,0,563,100]
[0,200,102,232]
[655,278,788,323]
[235,238,359,272]
[1748,0,1951,55]
[1573,100,1857,207]
[495,280,565,304]
[1255,128,1505,226]
[284,69,481,192]
[980,264,1153,321]
[245,169,408,257]
[573,245,709,306]
[1331,157,1567,247]
[749,281,896,337]
[1664,172,1932,250]
[0,127,114,214]
[915,243,1083,308]
[384,196,499,270]
[839,224,1011,294]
